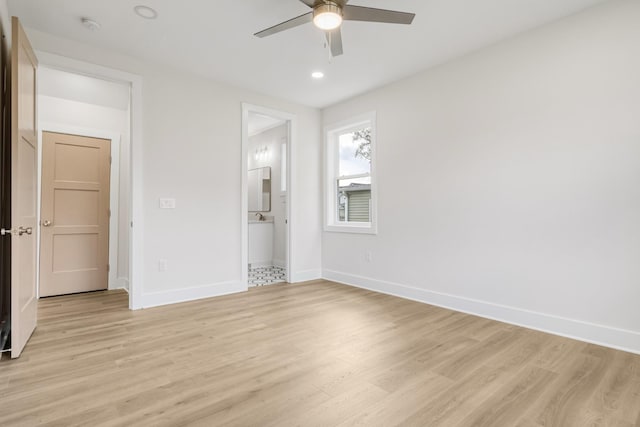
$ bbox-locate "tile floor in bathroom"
[248,265,286,287]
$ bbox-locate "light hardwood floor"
[1,280,639,426]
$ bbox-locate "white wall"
[322,0,640,353]
[39,67,130,110]
[38,92,130,288]
[25,27,323,307]
[248,123,287,267]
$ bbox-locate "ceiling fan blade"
[254,12,313,38]
[325,28,343,57]
[343,5,415,25]
[298,0,316,6]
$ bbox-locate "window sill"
[324,223,377,235]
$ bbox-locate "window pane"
[337,177,371,223]
[339,128,371,177]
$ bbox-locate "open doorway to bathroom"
[241,104,295,288]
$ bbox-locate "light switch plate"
[159,198,176,209]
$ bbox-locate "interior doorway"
[37,67,131,299]
[36,52,143,310]
[241,104,296,288]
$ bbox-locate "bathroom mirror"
[248,166,271,212]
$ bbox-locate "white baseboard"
[141,280,246,309]
[249,261,273,268]
[291,269,322,283]
[322,269,640,355]
[109,277,129,291]
[273,259,286,268]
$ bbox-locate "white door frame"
[35,52,144,310]
[241,104,296,287]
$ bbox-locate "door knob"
[42,220,52,227]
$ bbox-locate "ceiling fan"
[254,0,416,57]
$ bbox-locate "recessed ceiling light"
[311,71,325,79]
[81,17,101,31]
[134,5,158,19]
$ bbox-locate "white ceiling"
[8,0,608,108]
[248,113,286,137]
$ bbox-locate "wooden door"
[9,17,38,358]
[40,132,111,297]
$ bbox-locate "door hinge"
[110,156,112,165]
[108,209,111,217]
[107,264,110,272]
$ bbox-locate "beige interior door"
[40,132,111,297]
[8,17,38,359]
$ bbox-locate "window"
[325,112,377,234]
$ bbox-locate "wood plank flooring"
[1,280,639,426]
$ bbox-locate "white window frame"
[324,111,377,234]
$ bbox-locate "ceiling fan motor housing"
[314,1,343,15]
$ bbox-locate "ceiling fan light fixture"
[313,3,343,31]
